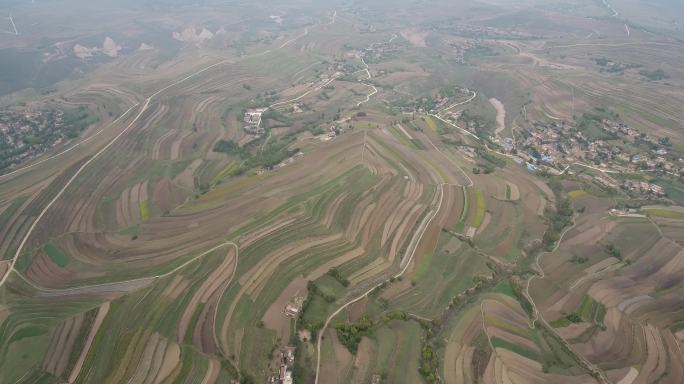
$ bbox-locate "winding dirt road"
[0,59,236,289]
[314,182,454,384]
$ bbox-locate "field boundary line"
[212,243,240,361]
[523,217,612,383]
[13,242,234,294]
[0,57,238,289]
[421,130,474,187]
[314,183,447,384]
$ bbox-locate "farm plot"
[25,248,239,383]
[531,202,684,381]
[385,233,488,318]
[442,305,486,384]
[7,11,681,384]
[481,295,590,380]
[474,198,525,262]
[116,181,150,228]
[328,319,424,384]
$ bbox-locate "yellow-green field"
[567,189,587,199]
[642,208,684,220]
[473,190,485,227]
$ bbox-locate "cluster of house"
[284,295,305,318]
[265,296,306,382]
[399,87,472,115]
[274,151,305,170]
[499,137,515,153]
[457,146,477,162]
[514,119,683,177]
[621,180,665,196]
[517,121,579,165]
[444,24,538,40]
[268,347,296,384]
[447,39,481,64]
[601,119,640,138]
[0,109,67,171]
[243,108,267,136]
[360,38,400,63]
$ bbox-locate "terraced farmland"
[2,0,684,383]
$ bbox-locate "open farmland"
[530,194,684,384]
[2,0,684,383]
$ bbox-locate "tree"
[605,244,622,259]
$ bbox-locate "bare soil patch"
[489,98,506,137]
[400,28,429,47]
[68,302,110,383]
[351,337,374,384]
[262,276,307,341]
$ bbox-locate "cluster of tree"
[259,90,281,104]
[592,57,641,74]
[458,109,492,134]
[510,279,534,317]
[604,243,622,260]
[63,106,100,138]
[296,281,332,338]
[252,143,299,169]
[326,268,350,287]
[369,276,393,296]
[334,316,374,353]
[639,68,667,81]
[464,45,497,61]
[439,84,468,99]
[403,95,439,112]
[472,166,492,175]
[564,312,583,323]
[659,137,672,147]
[289,336,314,383]
[238,373,256,384]
[542,197,574,249]
[213,138,300,171]
[306,281,335,303]
[383,310,408,322]
[217,358,247,384]
[570,255,589,264]
[575,109,619,140]
[418,343,440,383]
[261,109,291,130]
[213,139,247,156]
[470,147,506,175]
[478,149,506,168]
[334,310,412,355]
[593,57,610,66]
